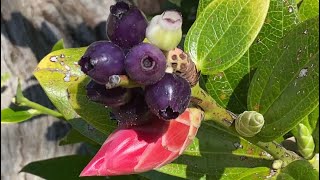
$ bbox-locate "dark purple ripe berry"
[107,1,148,49]
[86,80,130,107]
[125,43,166,85]
[145,73,191,120]
[112,88,153,127]
[78,41,125,84]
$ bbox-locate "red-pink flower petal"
[80,108,203,176]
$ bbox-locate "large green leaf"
[248,17,319,141]
[21,155,145,180]
[34,48,86,119]
[185,0,270,75]
[298,0,319,21]
[196,0,214,17]
[1,108,41,123]
[68,76,117,135]
[155,122,273,179]
[200,0,299,113]
[34,48,108,145]
[59,128,98,146]
[276,160,319,180]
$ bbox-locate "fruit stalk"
[191,84,237,127]
[191,84,303,167]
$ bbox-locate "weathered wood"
[1,0,163,179]
[1,1,114,179]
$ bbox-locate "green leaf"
[1,108,41,123]
[1,72,10,87]
[248,17,319,141]
[298,0,319,21]
[21,155,103,180]
[68,76,117,135]
[34,47,108,145]
[21,155,143,180]
[51,39,65,52]
[196,0,214,17]
[200,0,299,113]
[313,119,319,153]
[34,47,86,119]
[155,122,273,179]
[59,128,98,146]
[276,160,319,180]
[185,0,270,75]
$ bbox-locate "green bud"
[272,159,283,170]
[297,123,315,159]
[146,10,182,51]
[235,111,264,137]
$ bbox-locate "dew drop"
[64,72,71,82]
[298,68,308,78]
[288,6,293,13]
[233,142,243,149]
[303,29,308,35]
[60,54,65,58]
[50,56,58,62]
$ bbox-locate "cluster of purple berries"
[78,1,191,127]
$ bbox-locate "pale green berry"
[146,10,182,51]
[235,111,264,137]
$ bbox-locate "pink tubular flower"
[80,108,203,176]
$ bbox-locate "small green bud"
[297,123,315,159]
[146,10,182,51]
[235,111,264,137]
[272,159,283,170]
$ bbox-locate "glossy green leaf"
[200,0,299,113]
[51,39,65,52]
[68,76,117,135]
[248,17,319,141]
[34,47,108,145]
[21,155,103,180]
[196,0,214,17]
[313,119,319,153]
[34,47,86,119]
[21,155,144,180]
[185,0,270,75]
[1,108,41,123]
[155,122,273,179]
[298,0,319,21]
[276,160,319,180]
[59,128,98,146]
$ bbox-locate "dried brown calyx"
[165,48,200,87]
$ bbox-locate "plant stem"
[191,84,237,127]
[256,141,302,166]
[191,84,302,166]
[14,79,64,118]
[16,97,64,118]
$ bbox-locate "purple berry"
[78,41,125,84]
[107,1,148,49]
[111,88,153,127]
[86,80,130,107]
[145,73,191,120]
[125,43,166,85]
